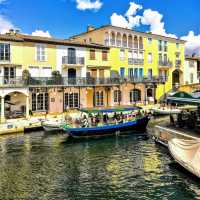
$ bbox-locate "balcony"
[128,58,144,65]
[158,60,172,68]
[110,39,115,46]
[175,60,182,68]
[104,39,109,46]
[62,56,84,65]
[0,76,168,88]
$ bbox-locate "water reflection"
[0,132,200,200]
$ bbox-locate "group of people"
[80,111,144,128]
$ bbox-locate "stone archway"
[0,89,29,122]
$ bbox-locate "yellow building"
[0,30,114,121]
[70,25,185,101]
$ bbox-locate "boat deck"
[153,123,200,142]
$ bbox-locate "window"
[120,49,125,61]
[148,53,152,63]
[90,49,95,60]
[114,90,122,103]
[32,92,48,111]
[128,68,134,78]
[36,44,46,61]
[134,68,138,78]
[189,61,195,67]
[164,41,168,52]
[164,54,167,63]
[130,89,141,103]
[95,91,104,106]
[102,50,108,61]
[4,67,16,84]
[148,69,152,78]
[29,66,40,77]
[158,40,162,51]
[176,52,180,59]
[148,37,152,44]
[64,93,79,109]
[139,68,143,78]
[159,53,162,63]
[0,43,10,61]
[120,67,125,78]
[190,73,194,83]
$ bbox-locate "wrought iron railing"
[0,76,168,87]
[128,58,144,65]
[62,56,85,65]
[158,60,173,67]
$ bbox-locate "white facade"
[184,58,198,84]
[56,45,86,77]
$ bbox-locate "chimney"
[87,25,95,32]
[8,29,15,35]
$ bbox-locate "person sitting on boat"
[95,115,100,126]
[81,115,89,128]
[103,113,109,124]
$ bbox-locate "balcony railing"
[62,56,85,65]
[128,58,144,65]
[158,60,172,67]
[0,76,168,88]
[175,60,182,68]
[110,39,115,46]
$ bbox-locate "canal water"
[0,131,200,200]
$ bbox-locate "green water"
[0,132,200,200]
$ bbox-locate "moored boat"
[42,119,65,132]
[63,107,150,139]
[168,138,200,178]
[151,108,181,115]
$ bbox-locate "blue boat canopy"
[79,107,142,114]
[167,91,200,105]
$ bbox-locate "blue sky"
[0,0,200,54]
[0,0,199,38]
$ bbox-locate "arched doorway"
[4,92,27,119]
[172,69,180,88]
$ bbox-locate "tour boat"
[168,138,200,178]
[63,107,150,139]
[151,107,181,115]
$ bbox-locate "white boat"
[168,138,200,178]
[151,108,181,115]
[42,119,65,132]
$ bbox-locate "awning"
[167,91,200,105]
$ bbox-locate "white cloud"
[125,2,142,17]
[0,0,6,3]
[110,13,129,29]
[76,0,102,11]
[181,31,200,56]
[0,15,15,34]
[32,30,51,38]
[141,9,177,38]
[110,1,177,38]
[111,2,142,29]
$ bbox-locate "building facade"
[184,57,200,85]
[0,26,186,123]
[70,25,185,101]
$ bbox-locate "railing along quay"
[0,76,168,87]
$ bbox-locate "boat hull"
[65,116,150,138]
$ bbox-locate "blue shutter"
[120,67,125,78]
[134,68,138,78]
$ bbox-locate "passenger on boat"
[81,115,89,128]
[103,113,109,124]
